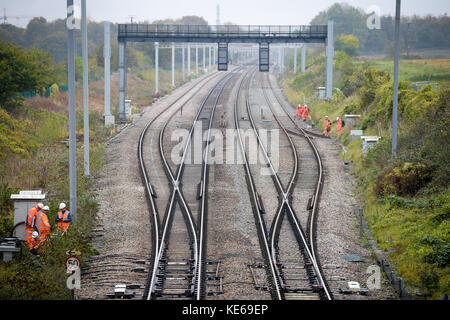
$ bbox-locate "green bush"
[283,45,450,298]
[375,162,433,197]
[418,237,450,268]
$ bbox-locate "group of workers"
[322,116,345,137]
[296,104,310,121]
[25,202,72,255]
[296,104,345,137]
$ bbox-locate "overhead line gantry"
[116,22,334,122]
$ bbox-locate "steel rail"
[247,71,327,298]
[264,73,333,300]
[234,67,283,300]
[196,69,240,300]
[258,73,329,298]
[138,71,223,300]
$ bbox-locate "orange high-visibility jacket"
[323,119,331,135]
[302,107,309,120]
[37,212,50,240]
[337,119,342,131]
[56,209,71,233]
[26,206,39,229]
[25,206,40,244]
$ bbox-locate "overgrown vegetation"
[311,3,450,55]
[0,13,215,298]
[283,45,449,299]
[0,86,108,299]
[0,39,106,299]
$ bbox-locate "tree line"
[310,2,450,55]
[0,15,212,108]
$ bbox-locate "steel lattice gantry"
[116,23,334,121]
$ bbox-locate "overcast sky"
[1,0,449,28]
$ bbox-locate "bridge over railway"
[116,22,335,122]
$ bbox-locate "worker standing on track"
[323,116,331,136]
[37,205,51,247]
[56,202,71,235]
[297,104,303,120]
[302,104,309,121]
[25,203,43,250]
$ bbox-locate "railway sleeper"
[284,292,320,300]
[285,288,315,293]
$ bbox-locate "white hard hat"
[304,104,307,107]
[336,117,339,120]
[37,203,44,209]
[32,231,39,239]
[325,115,329,118]
[59,203,66,210]
[43,206,49,211]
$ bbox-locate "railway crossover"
[136,66,333,300]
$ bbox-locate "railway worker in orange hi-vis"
[25,203,44,249]
[37,205,51,246]
[29,231,40,255]
[302,104,309,121]
[336,117,343,136]
[297,104,303,120]
[323,116,331,136]
[56,202,71,235]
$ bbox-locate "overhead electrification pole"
[196,45,198,74]
[293,46,297,74]
[66,0,78,223]
[171,42,175,87]
[203,45,206,71]
[187,44,191,76]
[392,0,401,159]
[155,42,159,94]
[182,45,185,82]
[301,44,306,73]
[325,20,334,100]
[81,0,89,177]
[209,46,211,70]
[103,21,114,126]
[118,41,126,121]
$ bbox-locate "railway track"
[136,64,332,300]
[234,68,283,299]
[139,68,241,300]
[235,67,332,300]
[263,71,334,299]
